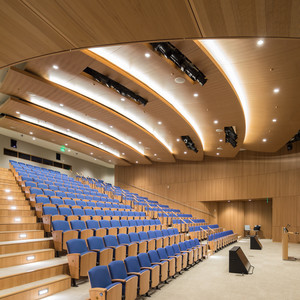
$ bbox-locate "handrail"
[118,182,215,218]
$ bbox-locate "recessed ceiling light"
[228,200,231,203]
[109,125,113,128]
[257,40,264,46]
[262,138,267,142]
[100,142,103,145]
[219,139,223,142]
[249,199,252,201]
[59,103,64,107]
[217,147,223,150]
[5,189,10,193]
[216,129,223,133]
[29,132,33,135]
[175,77,185,84]
[16,111,20,114]
[32,137,36,140]
[121,97,125,101]
[214,120,218,124]
[273,88,280,93]
[136,161,138,163]
[53,65,59,70]
[216,153,220,155]
[158,121,162,125]
[108,160,111,162]
[145,53,151,58]
[90,152,93,155]
[184,151,187,154]
[122,153,125,155]
[176,138,180,142]
[138,141,142,144]
[65,143,68,146]
[94,158,96,160]
[154,154,157,156]
[272,118,277,122]
[66,129,70,131]
[193,93,198,97]
[68,149,71,152]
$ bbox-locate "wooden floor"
[0,168,71,299]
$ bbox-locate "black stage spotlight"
[181,135,198,153]
[224,126,238,148]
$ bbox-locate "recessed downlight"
[32,137,36,140]
[184,151,187,154]
[219,139,223,142]
[216,153,220,155]
[257,40,264,46]
[65,143,68,146]
[272,119,277,122]
[273,88,280,93]
[145,53,151,58]
[262,138,267,142]
[135,161,138,163]
[29,132,33,135]
[53,65,59,70]
[121,97,125,102]
[157,121,162,125]
[108,160,111,162]
[216,129,223,133]
[154,153,157,156]
[16,111,20,114]
[176,138,180,142]
[213,120,218,124]
[175,77,185,84]
[121,153,125,155]
[109,125,113,128]
[217,147,223,150]
[193,93,198,97]
[59,103,64,107]
[90,152,93,155]
[138,141,142,144]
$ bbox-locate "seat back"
[117,233,130,244]
[137,253,152,268]
[70,220,86,230]
[52,220,70,231]
[86,220,99,229]
[148,250,160,263]
[147,231,156,239]
[138,231,149,241]
[43,206,58,215]
[87,236,105,250]
[165,245,175,256]
[67,238,88,254]
[129,232,139,242]
[109,260,128,279]
[111,220,121,228]
[103,235,118,247]
[88,266,112,288]
[124,256,141,273]
[157,247,168,260]
[99,220,110,228]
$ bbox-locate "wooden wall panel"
[116,143,300,242]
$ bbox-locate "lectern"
[282,227,299,260]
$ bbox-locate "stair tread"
[0,257,68,278]
[0,248,54,258]
[0,237,53,246]
[0,274,70,297]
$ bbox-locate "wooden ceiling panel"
[190,0,300,38]
[0,116,130,166]
[23,0,201,47]
[0,67,175,163]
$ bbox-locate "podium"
[282,227,299,260]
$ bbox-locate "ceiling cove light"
[48,73,172,153]
[28,96,144,155]
[19,114,120,157]
[88,47,204,150]
[199,40,249,141]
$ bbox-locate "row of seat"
[189,225,222,240]
[42,206,149,232]
[52,220,183,253]
[208,230,238,252]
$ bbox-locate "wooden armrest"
[128,272,140,276]
[140,267,152,270]
[112,279,126,283]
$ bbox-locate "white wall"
[0,134,115,184]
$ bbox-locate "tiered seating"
[208,230,238,252]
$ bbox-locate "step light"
[19,233,27,238]
[38,288,49,296]
[14,217,21,222]
[26,255,35,261]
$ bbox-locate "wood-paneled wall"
[116,143,300,242]
[217,199,272,238]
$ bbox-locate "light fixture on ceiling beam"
[181,135,198,153]
[224,126,238,148]
[150,42,207,86]
[286,130,300,151]
[83,67,148,106]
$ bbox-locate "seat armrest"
[128,272,140,276]
[112,279,126,283]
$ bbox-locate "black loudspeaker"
[229,246,251,274]
[56,153,61,161]
[250,235,262,250]
[10,139,17,148]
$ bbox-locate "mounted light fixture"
[224,126,238,148]
[181,135,198,153]
[286,130,300,151]
[83,67,148,106]
[150,42,207,86]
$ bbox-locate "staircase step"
[0,216,36,224]
[0,274,70,300]
[0,223,43,231]
[0,248,55,268]
[0,210,35,217]
[0,238,53,254]
[0,230,44,242]
[0,257,69,289]
[0,205,30,211]
[0,200,27,205]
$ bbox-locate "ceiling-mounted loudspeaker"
[286,129,300,150]
[11,139,17,148]
[181,135,198,153]
[150,42,207,86]
[224,126,238,148]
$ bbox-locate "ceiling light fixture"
[184,151,187,154]
[219,139,223,142]
[224,126,238,148]
[214,120,218,124]
[273,88,280,93]
[16,111,20,114]
[53,65,59,70]
[29,131,33,135]
[59,103,64,107]
[154,153,157,156]
[121,97,125,101]
[216,153,220,155]
[32,137,36,140]
[176,138,180,142]
[272,119,277,123]
[193,93,198,97]
[262,138,267,142]
[157,121,162,125]
[145,53,151,58]
[181,135,198,153]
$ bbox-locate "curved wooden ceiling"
[0,1,299,166]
